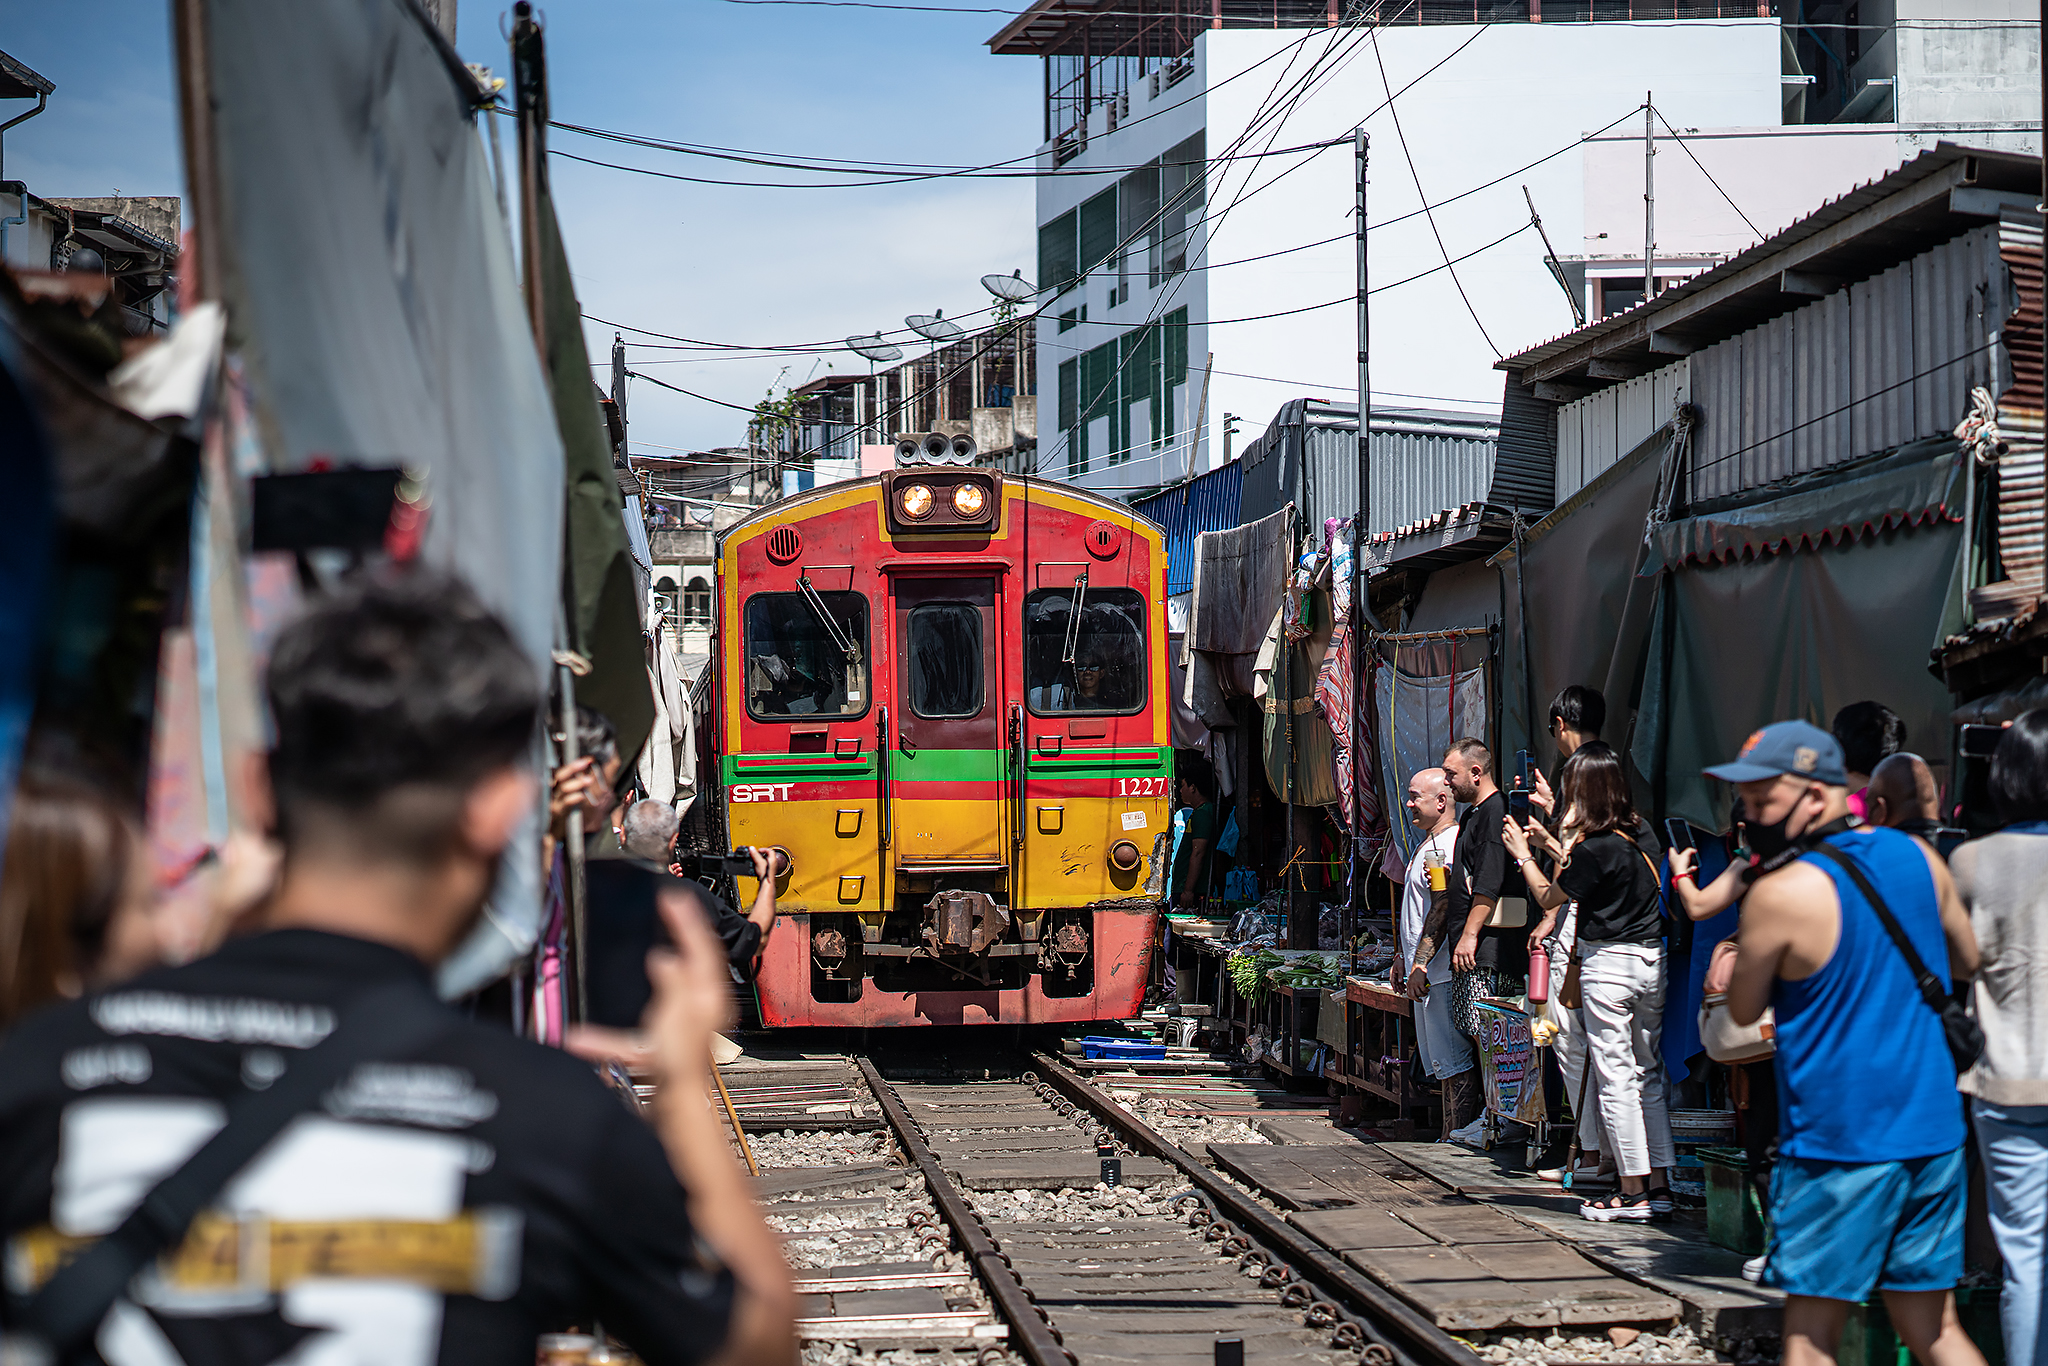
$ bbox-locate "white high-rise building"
[988,1,2040,503]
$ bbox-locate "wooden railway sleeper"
[857,1060,1077,1366]
[1028,1050,1477,1366]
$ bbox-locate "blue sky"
[2,0,1038,454]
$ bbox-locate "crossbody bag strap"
[21,980,454,1358]
[1806,842,1952,1014]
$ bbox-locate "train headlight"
[900,483,935,520]
[1108,840,1142,872]
[952,483,988,518]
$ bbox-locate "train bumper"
[755,907,1159,1028]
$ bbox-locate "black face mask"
[1744,808,1800,863]
[1742,792,1856,881]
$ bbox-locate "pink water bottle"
[1527,945,1551,1004]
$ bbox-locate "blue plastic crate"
[1079,1036,1167,1061]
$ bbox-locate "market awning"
[1646,437,1963,573]
[1361,502,1509,574]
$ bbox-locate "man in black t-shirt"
[0,570,796,1366]
[1442,740,1529,1036]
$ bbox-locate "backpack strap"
[1806,841,1952,1018]
[20,980,453,1357]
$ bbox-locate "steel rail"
[1029,1050,1478,1366]
[856,1059,1074,1366]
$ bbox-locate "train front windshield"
[1022,587,1146,714]
[744,591,870,718]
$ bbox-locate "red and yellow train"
[696,465,1171,1027]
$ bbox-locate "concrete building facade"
[990,0,2041,506]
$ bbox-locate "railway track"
[705,1050,1482,1366]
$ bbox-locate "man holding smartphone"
[0,572,797,1366]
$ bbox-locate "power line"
[549,115,1345,183]
[625,369,767,414]
[1372,34,1501,358]
[1687,348,1983,476]
[1650,105,1765,240]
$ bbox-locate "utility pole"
[1350,126,1370,974]
[1644,93,1656,305]
[1221,412,1238,463]
[610,333,628,462]
[512,1,587,1028]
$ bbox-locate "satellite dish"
[847,334,903,363]
[906,309,964,343]
[982,269,1037,302]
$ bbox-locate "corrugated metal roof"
[1500,145,2042,389]
[1130,459,1244,597]
[1995,209,2043,601]
[1238,397,1501,536]
[1686,226,2006,502]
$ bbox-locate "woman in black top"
[1504,742,1675,1223]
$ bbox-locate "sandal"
[1646,1187,1676,1220]
[1579,1190,1656,1223]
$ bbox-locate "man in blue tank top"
[1708,721,1983,1366]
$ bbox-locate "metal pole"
[171,0,222,302]
[516,3,590,1027]
[1350,127,1370,975]
[512,2,547,349]
[1643,93,1655,305]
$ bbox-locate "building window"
[683,576,712,627]
[1058,309,1079,333]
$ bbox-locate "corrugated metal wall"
[1131,459,1244,597]
[1547,227,2010,505]
[1555,359,1691,502]
[1238,398,1499,534]
[1688,224,2006,502]
[1494,375,1558,515]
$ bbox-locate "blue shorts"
[1763,1148,1966,1301]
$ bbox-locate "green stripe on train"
[724,745,1169,786]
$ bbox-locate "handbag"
[1487,895,1529,929]
[1558,952,1582,1010]
[1808,842,1985,1074]
[1699,991,1775,1062]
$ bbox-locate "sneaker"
[1446,1117,1490,1148]
[1580,1192,1657,1223]
[1741,1252,1767,1283]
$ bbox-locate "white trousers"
[1546,906,1605,1156]
[1579,941,1675,1179]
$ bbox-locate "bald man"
[1397,767,1478,1134]
[1867,753,1941,845]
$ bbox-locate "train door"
[889,576,1004,864]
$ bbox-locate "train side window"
[1023,587,1145,715]
[743,591,870,720]
[907,603,983,718]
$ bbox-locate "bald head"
[1406,767,1456,837]
[1867,753,1937,829]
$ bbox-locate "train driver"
[1031,636,1134,712]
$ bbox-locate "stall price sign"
[1471,1001,1544,1126]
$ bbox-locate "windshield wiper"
[797,576,861,662]
[1060,570,1089,664]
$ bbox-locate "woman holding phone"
[1505,742,1675,1222]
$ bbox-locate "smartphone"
[1515,749,1536,791]
[1664,818,1695,854]
[1508,788,1531,820]
[1959,723,2005,758]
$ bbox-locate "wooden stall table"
[1342,977,1429,1121]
